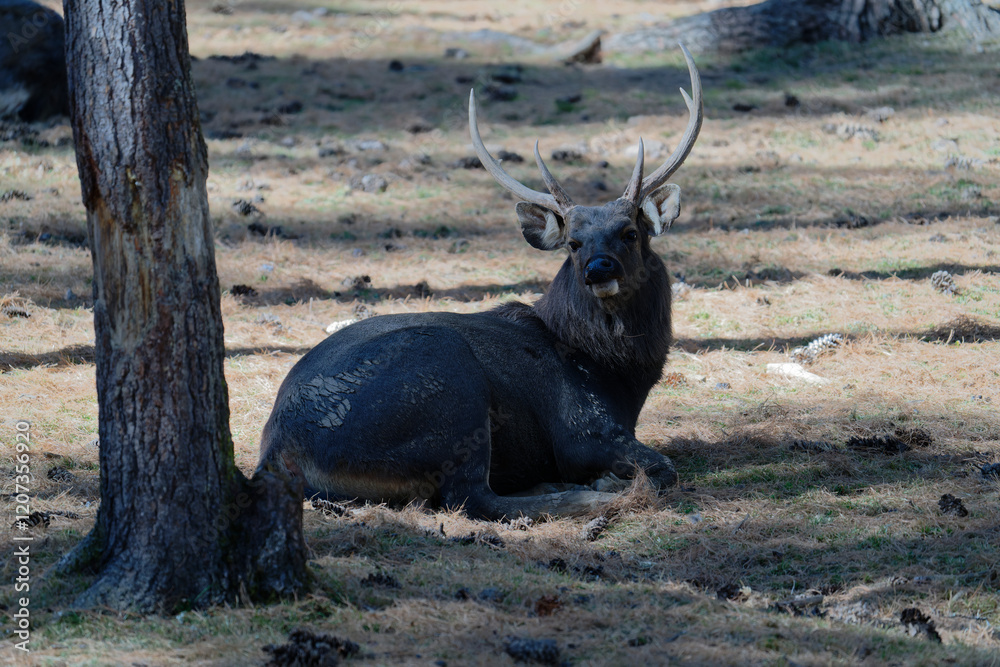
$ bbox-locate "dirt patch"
[262,628,360,666]
[504,637,561,664]
[938,494,968,517]
[900,608,942,643]
[845,434,909,455]
[922,315,1000,344]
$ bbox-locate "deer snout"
[584,255,624,298]
[584,255,623,285]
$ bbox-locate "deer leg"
[556,434,677,491]
[513,475,631,495]
[509,481,591,496]
[437,417,618,520]
[589,472,631,493]
[610,447,677,490]
[444,483,618,521]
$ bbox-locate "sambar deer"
[258,45,703,520]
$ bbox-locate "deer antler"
[622,138,644,206]
[637,44,703,202]
[468,90,575,216]
[533,141,575,212]
[470,43,700,213]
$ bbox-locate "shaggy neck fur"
[532,246,672,377]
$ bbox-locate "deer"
[257,45,703,520]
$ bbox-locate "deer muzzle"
[585,255,623,298]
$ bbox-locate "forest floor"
[2,0,1000,665]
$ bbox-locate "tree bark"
[605,0,1000,54]
[59,0,307,612]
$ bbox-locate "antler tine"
[534,141,575,212]
[468,90,562,213]
[639,44,703,201]
[621,138,644,205]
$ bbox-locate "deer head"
[469,45,702,305]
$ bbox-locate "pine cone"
[930,270,958,295]
[790,333,843,364]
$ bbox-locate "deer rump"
[258,304,675,521]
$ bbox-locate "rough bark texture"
[605,0,1000,54]
[60,0,307,612]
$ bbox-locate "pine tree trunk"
[606,0,1000,54]
[59,0,308,612]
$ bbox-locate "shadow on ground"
[4,315,998,373]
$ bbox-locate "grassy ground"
[2,0,1000,664]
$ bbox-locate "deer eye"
[622,229,638,243]
[567,240,582,252]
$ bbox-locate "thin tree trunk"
[606,0,1000,54]
[59,0,307,612]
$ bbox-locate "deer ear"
[639,183,681,236]
[516,202,564,251]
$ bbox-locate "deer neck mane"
[533,250,672,376]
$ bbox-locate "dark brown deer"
[258,45,703,520]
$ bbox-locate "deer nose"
[584,255,622,284]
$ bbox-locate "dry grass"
[2,0,1000,664]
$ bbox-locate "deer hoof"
[646,460,678,490]
[590,472,630,493]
